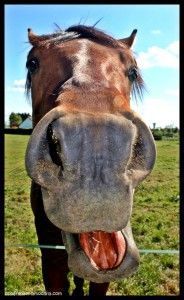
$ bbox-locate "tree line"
[9,112,31,128]
[8,112,179,140]
[151,127,179,140]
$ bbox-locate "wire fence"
[5,243,179,255]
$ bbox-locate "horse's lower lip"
[61,227,140,283]
[79,231,126,270]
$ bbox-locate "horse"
[25,25,156,296]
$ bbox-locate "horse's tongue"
[79,231,126,270]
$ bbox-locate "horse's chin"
[61,224,140,283]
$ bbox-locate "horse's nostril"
[47,123,63,170]
[47,123,59,144]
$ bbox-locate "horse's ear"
[28,28,48,47]
[118,29,137,48]
[28,28,40,47]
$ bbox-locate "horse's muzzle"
[25,107,156,282]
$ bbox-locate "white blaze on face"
[100,59,111,88]
[74,40,91,83]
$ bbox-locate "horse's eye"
[128,67,138,82]
[26,57,39,74]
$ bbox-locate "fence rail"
[5,244,179,255]
[4,129,32,135]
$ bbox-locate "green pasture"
[5,134,179,295]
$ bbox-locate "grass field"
[5,134,179,296]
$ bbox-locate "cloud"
[132,95,179,128]
[137,40,179,69]
[13,79,26,88]
[167,41,179,56]
[6,79,26,93]
[164,88,179,98]
[151,29,161,35]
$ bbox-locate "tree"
[9,112,22,128]
[173,127,179,134]
[18,113,31,122]
[151,129,163,140]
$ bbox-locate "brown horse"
[25,25,156,296]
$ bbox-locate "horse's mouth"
[79,230,126,271]
[62,226,139,283]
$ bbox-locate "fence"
[5,243,179,255]
[4,129,32,135]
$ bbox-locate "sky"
[5,4,179,128]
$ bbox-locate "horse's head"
[25,25,156,283]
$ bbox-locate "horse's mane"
[36,25,121,48]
